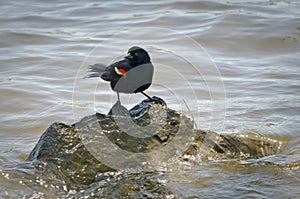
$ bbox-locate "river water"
[0,0,299,198]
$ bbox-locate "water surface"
[0,0,299,198]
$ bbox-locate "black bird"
[86,46,154,102]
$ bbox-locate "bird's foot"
[143,96,166,106]
[108,100,130,117]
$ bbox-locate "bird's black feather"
[85,46,153,100]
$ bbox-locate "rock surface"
[28,97,284,188]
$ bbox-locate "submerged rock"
[27,97,284,188]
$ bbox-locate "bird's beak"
[125,54,133,60]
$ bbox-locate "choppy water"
[1,0,299,198]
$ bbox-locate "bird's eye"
[134,52,138,56]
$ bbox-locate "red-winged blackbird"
[86,46,154,102]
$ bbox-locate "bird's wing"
[84,63,107,78]
[112,59,133,71]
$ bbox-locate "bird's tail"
[84,63,107,78]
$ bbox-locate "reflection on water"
[0,0,299,198]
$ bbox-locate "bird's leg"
[117,92,120,103]
[110,92,130,116]
[141,91,152,101]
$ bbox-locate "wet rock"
[27,97,284,188]
[27,122,114,188]
[184,130,284,161]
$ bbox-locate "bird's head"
[125,46,151,65]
